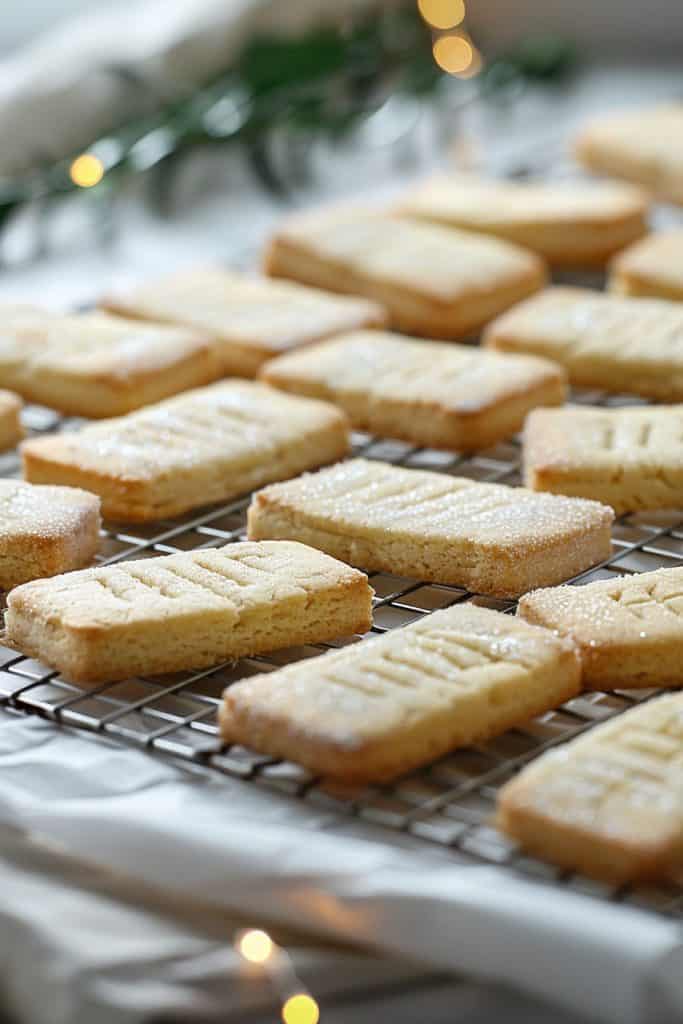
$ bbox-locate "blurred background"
[0,0,680,308]
[4,0,683,54]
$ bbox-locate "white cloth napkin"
[0,710,680,1024]
[0,0,386,179]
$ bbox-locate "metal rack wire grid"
[1,389,683,921]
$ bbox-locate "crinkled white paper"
[0,711,680,1024]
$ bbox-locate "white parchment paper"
[0,711,680,1024]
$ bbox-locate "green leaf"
[245,138,288,196]
[237,29,347,96]
[0,197,19,233]
[501,36,578,81]
[399,49,444,96]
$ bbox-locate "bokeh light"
[432,34,475,75]
[456,48,483,78]
[418,0,465,30]
[282,993,320,1024]
[237,929,275,964]
[69,153,105,188]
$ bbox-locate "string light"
[282,993,320,1024]
[432,34,475,75]
[418,0,465,30]
[236,928,275,964]
[456,47,483,79]
[69,153,105,188]
[235,931,319,1024]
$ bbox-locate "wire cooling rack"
[1,391,683,921]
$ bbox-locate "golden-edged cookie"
[609,230,683,301]
[5,540,373,683]
[0,307,221,418]
[497,693,683,884]
[518,566,683,690]
[21,381,349,522]
[264,206,546,339]
[261,330,566,451]
[575,104,683,204]
[247,457,613,597]
[219,602,581,782]
[523,404,683,513]
[102,268,388,377]
[0,390,23,452]
[484,286,683,400]
[399,174,648,266]
[0,479,100,589]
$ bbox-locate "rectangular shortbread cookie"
[0,479,101,589]
[0,389,23,451]
[102,268,388,377]
[575,104,683,205]
[518,566,683,690]
[484,286,683,400]
[219,602,581,783]
[399,174,648,266]
[523,404,683,513]
[609,230,683,301]
[247,458,613,597]
[21,381,349,522]
[5,540,373,683]
[264,207,546,339]
[0,307,221,418]
[497,693,683,884]
[260,330,566,451]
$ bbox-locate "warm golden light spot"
[418,0,465,30]
[432,34,474,75]
[69,153,105,188]
[282,993,320,1024]
[455,46,483,78]
[237,929,274,964]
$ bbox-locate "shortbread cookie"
[518,566,683,689]
[261,330,566,451]
[497,693,683,883]
[0,479,100,589]
[575,104,683,205]
[247,458,613,597]
[5,541,372,683]
[399,174,648,266]
[0,390,23,452]
[264,207,546,339]
[523,404,683,513]
[102,268,387,377]
[0,307,221,418]
[609,230,683,301]
[484,286,683,400]
[21,381,349,522]
[219,602,581,782]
